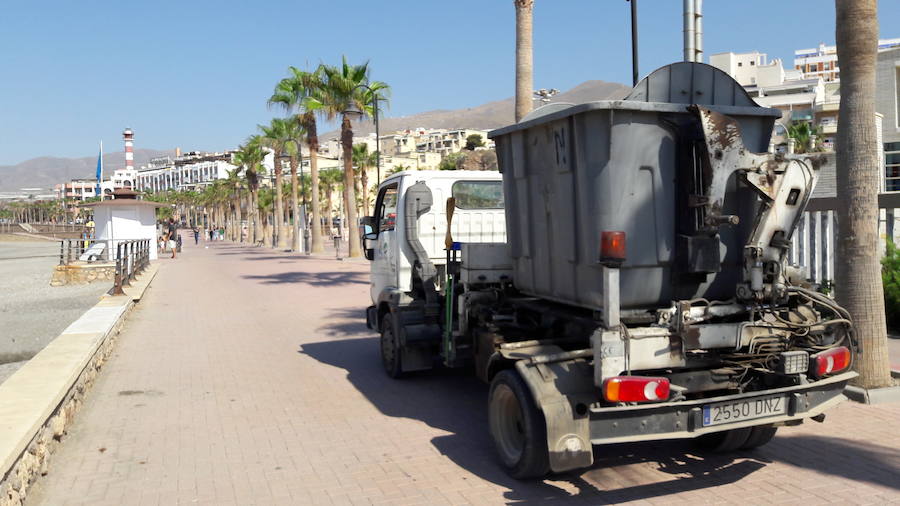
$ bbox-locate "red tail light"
[603,376,670,403]
[810,346,851,378]
[600,231,626,266]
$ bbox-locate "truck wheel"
[741,425,777,449]
[380,313,403,378]
[488,370,550,479]
[694,427,752,452]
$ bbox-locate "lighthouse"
[119,128,136,189]
[123,128,134,171]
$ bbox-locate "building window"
[738,62,743,67]
[750,61,755,66]
[886,142,900,192]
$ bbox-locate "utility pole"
[628,0,639,85]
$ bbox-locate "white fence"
[791,197,900,286]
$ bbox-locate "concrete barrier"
[0,263,159,506]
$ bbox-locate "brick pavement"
[26,239,900,505]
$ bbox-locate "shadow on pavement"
[242,270,368,286]
[301,306,900,502]
[300,336,791,503]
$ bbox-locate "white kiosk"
[83,190,165,260]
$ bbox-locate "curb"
[0,262,159,506]
[844,369,900,404]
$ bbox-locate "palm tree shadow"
[242,270,367,286]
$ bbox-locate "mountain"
[0,79,630,191]
[0,149,175,192]
[318,80,631,139]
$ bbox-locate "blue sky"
[1,0,897,165]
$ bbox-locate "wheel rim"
[381,325,397,372]
[490,383,526,465]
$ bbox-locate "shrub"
[882,241,900,330]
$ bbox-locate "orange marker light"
[600,231,626,266]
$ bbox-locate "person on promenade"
[166,217,178,259]
[193,226,200,245]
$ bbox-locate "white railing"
[791,200,900,286]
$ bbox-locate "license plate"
[702,395,786,427]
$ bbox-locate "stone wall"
[50,263,116,287]
[0,305,130,506]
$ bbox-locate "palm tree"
[257,188,275,247]
[514,0,534,122]
[318,168,343,238]
[224,168,243,242]
[270,67,326,254]
[834,0,892,389]
[307,57,389,257]
[282,118,306,252]
[259,118,295,249]
[352,143,378,216]
[786,121,822,154]
[232,138,266,245]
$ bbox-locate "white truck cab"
[363,170,506,324]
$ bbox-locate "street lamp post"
[343,84,381,184]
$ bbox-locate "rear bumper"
[587,371,856,444]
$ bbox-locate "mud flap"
[514,359,594,473]
[395,311,440,372]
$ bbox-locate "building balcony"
[814,101,840,113]
[818,123,837,134]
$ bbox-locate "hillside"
[318,80,631,139]
[0,79,630,191]
[0,149,175,192]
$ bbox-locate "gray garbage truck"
[361,62,858,479]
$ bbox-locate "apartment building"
[55,166,139,200]
[135,150,276,193]
[877,46,900,191]
[794,38,900,82]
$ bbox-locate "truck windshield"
[452,180,504,209]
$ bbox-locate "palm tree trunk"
[250,187,259,244]
[289,154,301,252]
[325,187,334,237]
[361,168,369,216]
[341,116,361,257]
[307,119,324,254]
[834,0,892,389]
[514,0,534,123]
[274,154,287,249]
[233,188,243,242]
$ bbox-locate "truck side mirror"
[361,216,377,261]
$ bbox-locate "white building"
[794,38,900,82]
[83,191,166,260]
[55,167,139,201]
[135,150,274,193]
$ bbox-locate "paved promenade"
[27,240,900,505]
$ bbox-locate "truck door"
[370,183,400,303]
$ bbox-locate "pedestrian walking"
[193,226,200,245]
[166,217,178,259]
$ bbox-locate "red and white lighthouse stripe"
[123,128,134,171]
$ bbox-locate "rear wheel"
[741,424,778,449]
[694,427,752,452]
[380,313,403,378]
[488,370,550,479]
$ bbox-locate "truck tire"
[694,427,752,452]
[380,313,404,378]
[488,370,550,479]
[741,424,777,449]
